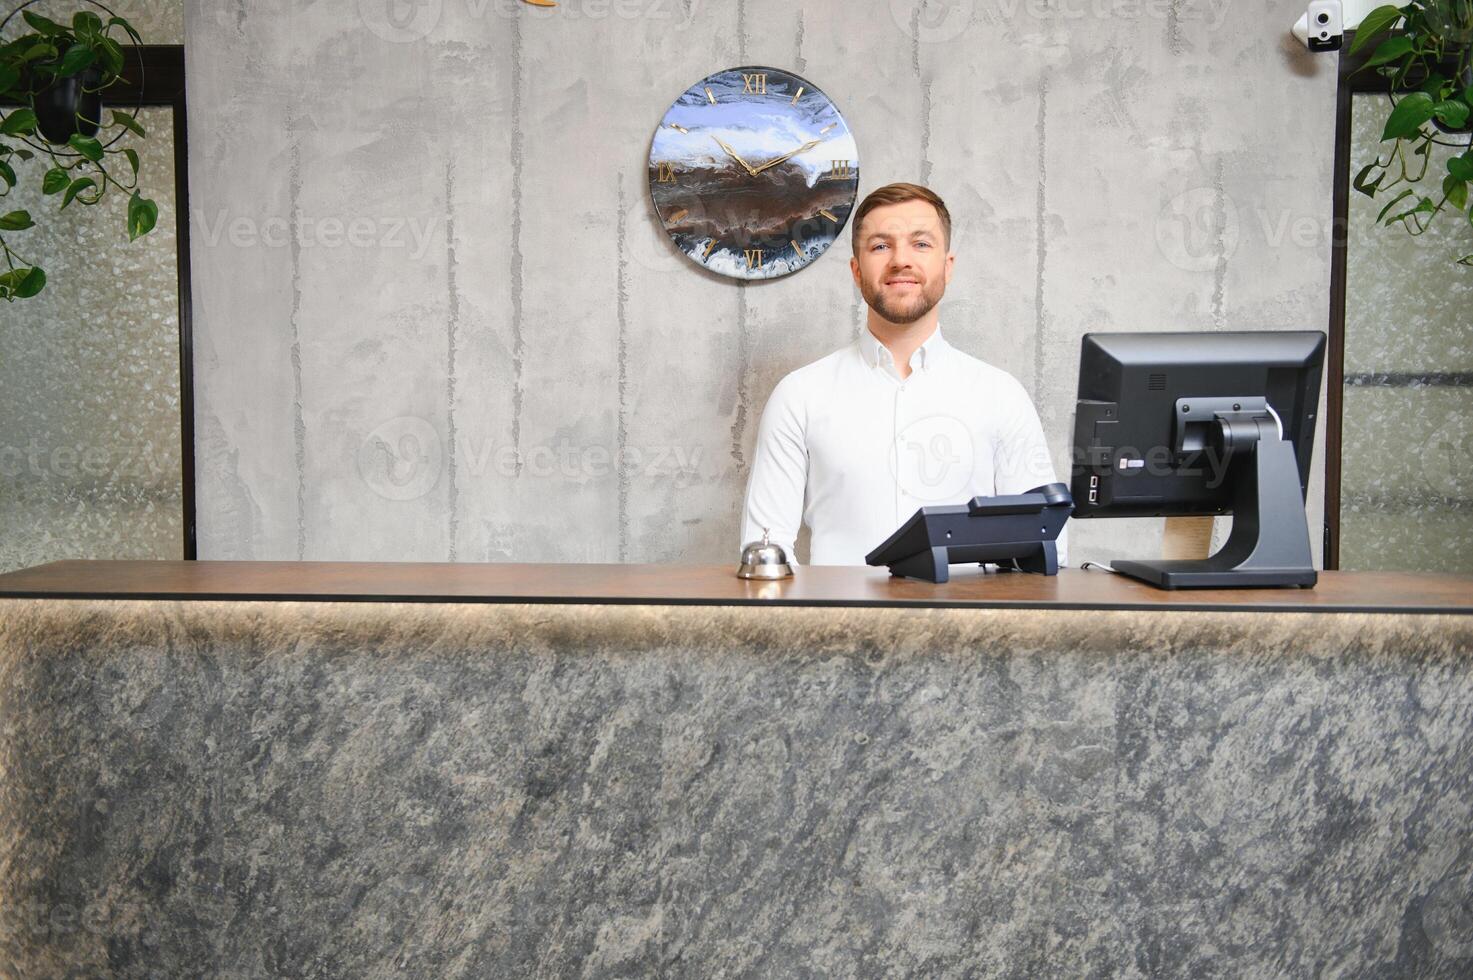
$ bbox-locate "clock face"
[648,66,860,281]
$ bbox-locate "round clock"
[648,66,860,281]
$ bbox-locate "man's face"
[850,199,955,326]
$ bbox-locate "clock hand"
[713,137,759,177]
[750,139,824,176]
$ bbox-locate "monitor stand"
[1111,435,1317,590]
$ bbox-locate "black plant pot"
[32,65,103,145]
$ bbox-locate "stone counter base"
[1,600,1471,978]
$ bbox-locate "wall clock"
[648,66,860,281]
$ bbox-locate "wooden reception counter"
[1,561,1471,976]
[0,559,1469,612]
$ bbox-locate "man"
[739,182,1065,566]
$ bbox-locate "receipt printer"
[865,483,1073,584]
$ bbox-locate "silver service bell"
[737,528,794,580]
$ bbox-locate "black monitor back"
[1071,331,1325,519]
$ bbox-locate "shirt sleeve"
[740,375,807,564]
[992,378,1069,567]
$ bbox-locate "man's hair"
[850,182,952,254]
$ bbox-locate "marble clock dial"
[648,66,860,281]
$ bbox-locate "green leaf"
[67,134,103,162]
[123,147,139,177]
[72,11,103,37]
[1382,91,1436,140]
[12,148,32,161]
[14,266,45,298]
[0,209,35,231]
[97,37,124,76]
[0,266,44,299]
[1458,253,1473,266]
[0,108,38,136]
[0,159,14,190]
[41,168,68,195]
[61,177,96,209]
[1448,153,1473,181]
[1364,35,1414,69]
[1433,100,1470,129]
[0,64,20,94]
[56,42,97,77]
[111,111,146,138]
[1376,187,1414,222]
[1385,196,1436,224]
[21,10,67,36]
[1348,5,1404,53]
[107,17,143,47]
[1353,162,1384,197]
[18,42,59,64]
[1443,174,1468,211]
[126,191,157,241]
[1421,74,1448,99]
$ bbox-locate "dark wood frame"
[1327,34,1473,568]
[2,45,195,558]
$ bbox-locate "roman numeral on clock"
[827,160,853,180]
[744,249,764,269]
[743,73,767,95]
[657,162,678,184]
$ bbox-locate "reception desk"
[1,561,1471,977]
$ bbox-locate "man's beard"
[860,271,945,325]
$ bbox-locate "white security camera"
[1293,0,1344,51]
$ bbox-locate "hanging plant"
[0,5,158,301]
[1349,1,1473,266]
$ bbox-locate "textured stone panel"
[1,599,1470,977]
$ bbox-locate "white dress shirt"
[740,326,1066,566]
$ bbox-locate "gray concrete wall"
[184,0,1338,565]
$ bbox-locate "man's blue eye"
[916,242,930,248]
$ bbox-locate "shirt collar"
[860,325,950,374]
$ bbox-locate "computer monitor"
[1069,330,1326,589]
